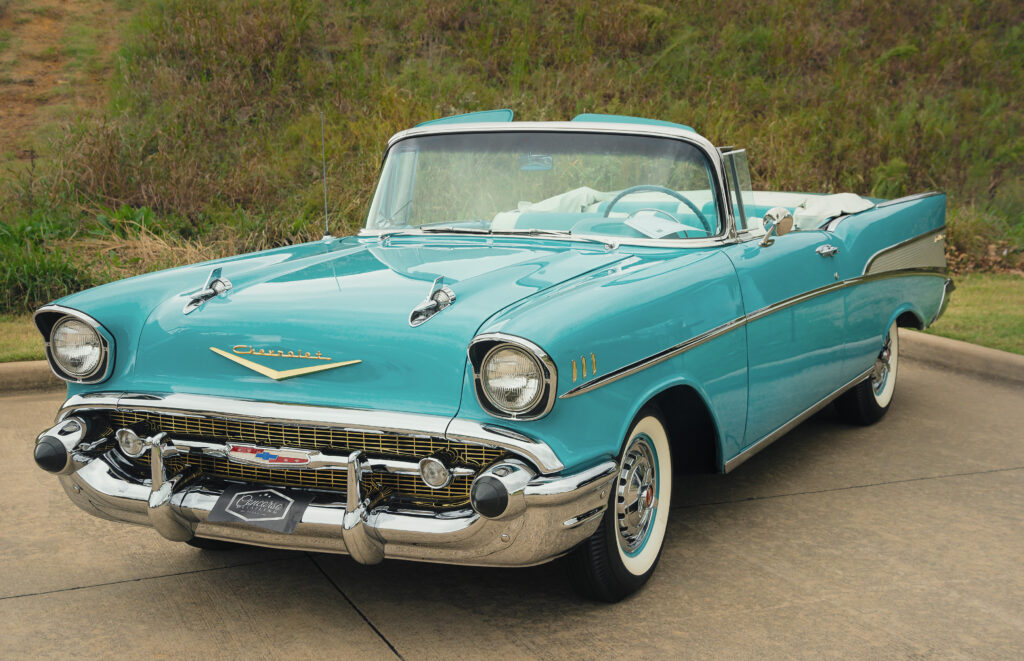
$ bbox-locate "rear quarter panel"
[831,193,948,381]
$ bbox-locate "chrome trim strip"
[445,419,564,474]
[864,227,946,275]
[358,228,737,250]
[559,268,948,399]
[137,434,474,477]
[55,392,566,475]
[560,317,747,399]
[468,332,558,421]
[874,191,943,208]
[931,278,956,326]
[823,192,942,231]
[524,460,616,498]
[33,304,114,384]
[723,367,873,473]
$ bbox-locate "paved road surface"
[1,360,1022,659]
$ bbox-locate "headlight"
[481,345,544,413]
[50,317,104,377]
[470,335,557,420]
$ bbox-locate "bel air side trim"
[560,266,947,400]
[722,366,874,473]
[864,227,947,275]
[56,392,566,474]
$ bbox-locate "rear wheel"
[567,408,672,602]
[836,321,899,425]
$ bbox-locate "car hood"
[130,239,627,415]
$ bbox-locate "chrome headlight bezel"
[34,305,114,384]
[469,333,557,420]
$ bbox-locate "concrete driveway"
[1,360,1022,659]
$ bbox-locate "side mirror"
[760,207,794,247]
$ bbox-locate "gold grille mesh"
[109,410,499,465]
[111,410,501,507]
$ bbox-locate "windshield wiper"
[420,226,492,234]
[500,228,619,250]
[396,226,618,249]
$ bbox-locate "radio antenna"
[320,110,330,239]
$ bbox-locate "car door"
[722,230,846,447]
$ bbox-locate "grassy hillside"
[1,0,1023,314]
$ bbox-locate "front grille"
[109,410,502,508]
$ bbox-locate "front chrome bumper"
[44,393,616,567]
[59,452,614,567]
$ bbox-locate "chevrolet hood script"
[210,345,360,381]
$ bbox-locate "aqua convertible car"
[33,111,951,601]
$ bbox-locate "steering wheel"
[603,185,712,234]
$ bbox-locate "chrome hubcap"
[616,434,658,553]
[872,333,893,395]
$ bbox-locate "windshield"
[365,131,721,241]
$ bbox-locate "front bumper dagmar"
[37,394,616,568]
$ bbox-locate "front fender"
[455,247,748,473]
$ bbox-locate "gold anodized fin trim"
[210,347,360,381]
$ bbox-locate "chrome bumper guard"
[52,421,615,568]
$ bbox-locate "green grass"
[0,0,1021,316]
[0,315,43,362]
[927,273,1024,355]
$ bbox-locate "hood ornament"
[184,267,232,314]
[409,276,456,327]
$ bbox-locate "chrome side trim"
[823,192,942,231]
[559,268,948,399]
[864,227,947,275]
[55,392,566,475]
[560,316,747,399]
[874,191,943,208]
[723,366,874,473]
[468,332,558,421]
[32,304,114,384]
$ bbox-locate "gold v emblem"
[210,347,360,381]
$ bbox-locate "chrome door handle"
[816,244,839,257]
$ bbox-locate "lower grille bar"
[133,434,475,479]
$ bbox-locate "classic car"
[32,110,952,601]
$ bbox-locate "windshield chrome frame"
[360,122,737,248]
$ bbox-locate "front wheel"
[836,321,900,425]
[567,408,672,602]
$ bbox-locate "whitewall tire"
[836,321,900,425]
[568,408,672,601]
